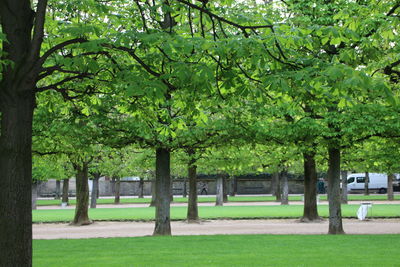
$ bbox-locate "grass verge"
[36,194,400,206]
[33,234,400,267]
[32,204,400,223]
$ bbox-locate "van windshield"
[347,177,355,183]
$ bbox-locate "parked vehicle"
[346,173,388,194]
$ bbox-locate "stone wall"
[37,177,305,197]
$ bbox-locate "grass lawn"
[33,234,400,267]
[32,204,400,223]
[36,194,400,206]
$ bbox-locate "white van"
[346,173,388,194]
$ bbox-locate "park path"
[33,218,400,240]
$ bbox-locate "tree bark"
[62,178,69,205]
[55,180,61,199]
[187,149,199,222]
[341,170,348,204]
[0,75,35,267]
[215,176,224,206]
[170,177,174,202]
[327,147,345,234]
[223,174,228,203]
[90,173,100,208]
[230,176,237,196]
[388,173,394,201]
[182,177,187,198]
[153,148,172,236]
[280,170,289,205]
[32,182,38,210]
[0,0,47,264]
[272,172,281,202]
[150,179,156,207]
[72,162,92,225]
[139,178,144,198]
[114,177,121,204]
[364,172,369,195]
[301,152,320,221]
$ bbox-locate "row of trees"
[1,0,399,265]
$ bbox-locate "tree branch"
[29,0,48,62]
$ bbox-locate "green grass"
[32,204,400,223]
[36,194,400,206]
[33,234,400,267]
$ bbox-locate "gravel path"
[33,218,400,240]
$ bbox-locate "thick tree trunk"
[230,176,237,196]
[223,174,228,203]
[114,177,120,204]
[0,91,35,267]
[388,173,394,201]
[301,152,320,221]
[215,176,224,206]
[62,178,70,205]
[32,182,38,210]
[139,178,144,198]
[341,170,348,204]
[55,180,61,199]
[90,173,100,209]
[327,147,345,234]
[153,148,172,236]
[280,170,289,205]
[72,162,92,225]
[364,172,370,195]
[0,0,46,264]
[272,172,281,202]
[187,150,199,222]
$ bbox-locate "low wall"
[37,177,305,197]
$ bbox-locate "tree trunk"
[364,172,369,195]
[182,177,187,198]
[272,172,281,202]
[301,152,320,221]
[55,180,61,199]
[114,177,120,204]
[139,178,144,198]
[90,173,100,209]
[153,148,172,236]
[32,182,38,210]
[280,170,289,205]
[0,83,35,267]
[215,176,224,206]
[187,150,199,222]
[327,147,345,234]
[150,179,156,207]
[170,177,174,202]
[62,178,69,205]
[230,176,237,196]
[223,174,228,203]
[0,0,47,264]
[72,162,92,225]
[388,173,394,201]
[341,170,348,204]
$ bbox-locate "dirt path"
[33,218,400,239]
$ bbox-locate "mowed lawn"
[36,194,400,206]
[33,234,400,267]
[32,204,400,223]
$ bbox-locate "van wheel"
[378,188,387,194]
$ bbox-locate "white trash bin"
[357,202,372,220]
